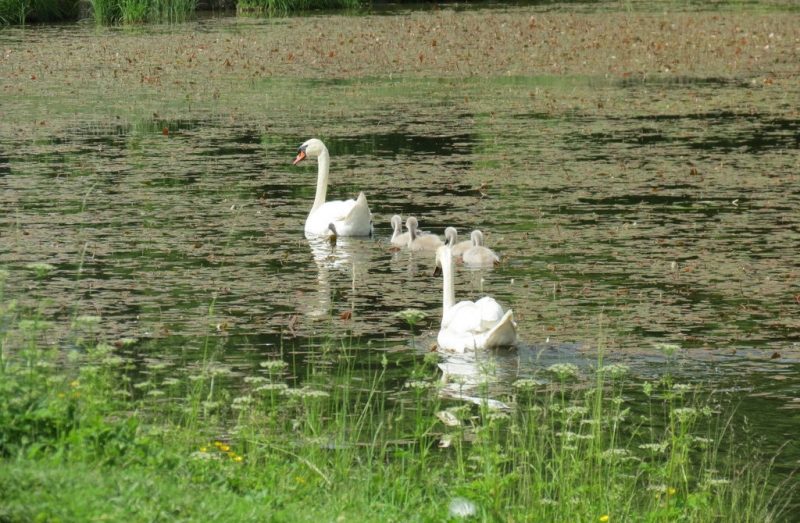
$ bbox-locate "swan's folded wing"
[441,301,482,333]
[306,194,372,236]
[483,310,518,348]
[475,297,505,330]
[342,192,373,235]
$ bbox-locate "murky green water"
[1,0,799,495]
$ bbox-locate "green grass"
[87,0,197,24]
[0,270,794,522]
[0,0,367,25]
[0,0,78,25]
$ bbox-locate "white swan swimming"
[407,216,443,251]
[433,245,517,352]
[390,215,412,246]
[293,138,373,238]
[444,227,473,258]
[462,230,500,267]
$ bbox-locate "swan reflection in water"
[302,235,375,321]
[437,349,519,410]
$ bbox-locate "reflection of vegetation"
[0,279,792,522]
[238,0,365,13]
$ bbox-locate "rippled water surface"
[1,0,799,489]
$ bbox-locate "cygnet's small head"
[405,216,419,233]
[391,215,403,231]
[470,230,485,246]
[293,138,327,165]
[433,245,452,277]
[444,227,458,246]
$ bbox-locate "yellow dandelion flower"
[213,441,223,447]
[220,444,230,452]
[70,381,79,387]
[668,488,676,496]
[233,456,243,462]
[599,516,610,522]
[200,447,208,452]
[58,393,66,399]
[227,452,236,458]
[295,477,305,483]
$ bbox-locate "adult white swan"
[293,138,373,237]
[433,245,517,352]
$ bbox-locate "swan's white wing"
[441,300,481,332]
[305,193,372,237]
[475,297,505,330]
[482,310,518,348]
[439,301,517,352]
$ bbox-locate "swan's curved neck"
[311,148,330,214]
[442,252,455,315]
[409,225,417,241]
[391,220,402,239]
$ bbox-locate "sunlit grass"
[0,274,794,522]
[87,0,196,23]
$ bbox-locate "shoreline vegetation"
[0,271,795,521]
[1,0,363,26]
[1,0,408,26]
[1,0,797,26]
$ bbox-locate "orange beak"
[293,150,307,165]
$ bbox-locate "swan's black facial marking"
[293,145,308,165]
[433,265,443,278]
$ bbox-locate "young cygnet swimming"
[390,215,412,246]
[444,227,473,258]
[406,217,444,251]
[462,230,500,267]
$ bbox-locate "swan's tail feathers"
[484,310,518,348]
[340,192,373,236]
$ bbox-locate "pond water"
[1,0,799,496]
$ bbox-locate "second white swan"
[433,245,518,352]
[294,138,373,238]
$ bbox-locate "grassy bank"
[0,269,793,522]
